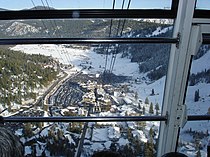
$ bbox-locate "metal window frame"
[0,0,179,20]
[0,37,178,45]
[0,9,177,20]
[0,115,210,123]
[0,0,209,20]
[158,0,210,156]
[158,0,196,155]
[0,0,210,156]
[1,37,210,45]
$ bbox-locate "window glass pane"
[0,0,172,10]
[196,0,210,10]
[178,45,210,156]
[3,121,158,156]
[186,45,210,116]
[0,18,173,156]
[0,19,173,38]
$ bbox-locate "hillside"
[0,48,58,111]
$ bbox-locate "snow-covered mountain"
[191,49,210,74]
[6,21,40,36]
[0,8,8,11]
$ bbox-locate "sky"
[0,0,209,10]
[0,0,173,10]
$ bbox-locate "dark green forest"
[0,48,58,107]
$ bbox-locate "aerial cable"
[127,0,132,9]
[44,0,51,9]
[49,0,53,6]
[41,0,72,64]
[112,0,116,9]
[51,20,72,63]
[109,0,126,72]
[104,19,113,72]
[31,0,65,63]
[40,0,68,63]
[114,0,126,35]
[120,0,131,36]
[117,0,126,36]
[45,0,72,64]
[104,0,116,72]
[30,1,51,39]
[110,0,132,73]
[30,0,36,9]
[109,0,125,72]
[41,0,57,32]
[122,0,126,9]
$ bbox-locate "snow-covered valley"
[7,44,210,157]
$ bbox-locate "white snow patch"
[191,50,210,74]
[104,141,112,149]
[92,128,109,142]
[91,143,104,151]
[132,130,147,143]
[118,138,129,146]
[6,22,39,36]
[25,146,32,155]
[146,26,173,37]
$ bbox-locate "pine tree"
[144,139,154,157]
[195,137,202,157]
[149,128,154,138]
[143,106,146,114]
[134,91,138,101]
[206,130,209,136]
[155,103,160,115]
[145,97,149,104]
[58,129,64,139]
[151,89,155,95]
[138,103,141,109]
[155,103,160,111]
[194,89,200,102]
[149,102,154,114]
[24,123,33,137]
[127,128,132,141]
[134,139,142,156]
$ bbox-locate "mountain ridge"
[0,18,209,82]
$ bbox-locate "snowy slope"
[179,50,210,157]
[182,83,210,157]
[185,83,210,115]
[11,44,165,111]
[11,45,139,77]
[6,22,40,36]
[146,26,173,37]
[191,50,210,74]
